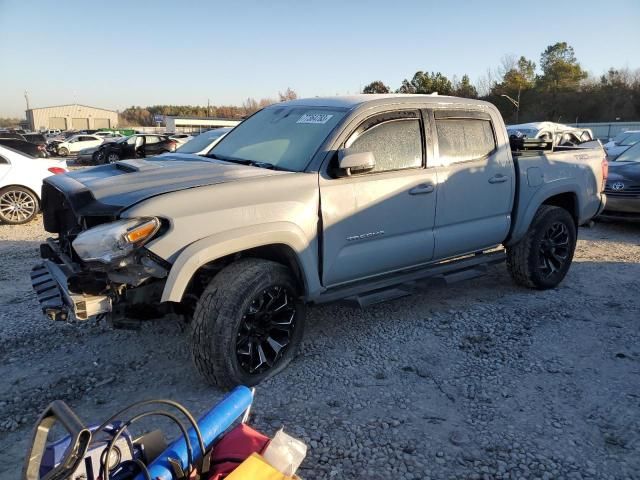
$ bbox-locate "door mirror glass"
[337,149,375,176]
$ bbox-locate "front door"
[320,111,438,287]
[134,136,145,158]
[430,109,514,259]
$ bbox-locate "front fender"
[160,221,321,303]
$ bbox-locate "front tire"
[506,205,577,289]
[93,151,105,164]
[0,186,39,224]
[190,258,305,388]
[57,147,69,157]
[106,152,120,163]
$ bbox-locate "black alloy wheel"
[538,221,570,278]
[236,285,297,375]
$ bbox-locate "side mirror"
[337,149,375,176]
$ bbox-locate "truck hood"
[45,156,290,214]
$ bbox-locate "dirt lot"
[0,218,638,479]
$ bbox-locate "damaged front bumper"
[31,238,169,324]
[31,260,112,321]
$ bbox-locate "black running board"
[316,250,506,308]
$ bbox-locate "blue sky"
[1,0,639,117]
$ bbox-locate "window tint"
[145,136,161,144]
[436,118,496,163]
[347,119,422,173]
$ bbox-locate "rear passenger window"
[146,136,161,144]
[347,119,422,173]
[435,118,496,164]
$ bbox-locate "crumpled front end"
[32,181,170,325]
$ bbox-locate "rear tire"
[190,258,305,389]
[506,205,577,289]
[0,186,39,224]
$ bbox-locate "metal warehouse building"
[26,104,118,131]
[164,116,240,134]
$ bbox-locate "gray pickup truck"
[32,95,607,387]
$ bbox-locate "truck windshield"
[208,106,346,171]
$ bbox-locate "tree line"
[362,42,640,124]
[119,88,297,126]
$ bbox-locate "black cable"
[101,410,193,480]
[114,459,152,480]
[91,399,206,463]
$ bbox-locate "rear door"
[140,135,163,156]
[319,110,438,286]
[430,109,514,259]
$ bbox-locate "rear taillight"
[168,140,177,151]
[48,167,66,175]
[601,157,608,191]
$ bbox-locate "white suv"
[56,134,103,156]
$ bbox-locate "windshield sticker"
[297,113,334,124]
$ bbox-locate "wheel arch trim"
[506,184,581,246]
[160,222,321,303]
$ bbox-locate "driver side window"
[346,115,423,173]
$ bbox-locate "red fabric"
[207,424,270,480]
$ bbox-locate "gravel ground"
[0,218,639,479]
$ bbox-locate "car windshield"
[208,106,347,171]
[177,129,230,154]
[619,132,640,146]
[611,132,630,144]
[614,142,640,162]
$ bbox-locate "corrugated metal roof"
[27,103,118,113]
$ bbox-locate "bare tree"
[476,68,499,97]
[242,98,259,115]
[278,88,298,102]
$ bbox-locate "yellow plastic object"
[226,453,296,480]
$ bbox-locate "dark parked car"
[601,142,640,221]
[0,132,25,140]
[95,134,177,163]
[23,133,47,146]
[0,138,48,158]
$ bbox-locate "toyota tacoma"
[31,95,607,388]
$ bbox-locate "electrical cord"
[115,458,152,480]
[101,410,193,480]
[91,399,206,463]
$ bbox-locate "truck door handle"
[488,174,508,184]
[409,184,435,195]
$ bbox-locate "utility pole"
[207,98,211,118]
[501,85,521,123]
[24,90,30,110]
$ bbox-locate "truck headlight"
[72,217,161,264]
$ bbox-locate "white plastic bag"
[262,428,307,476]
